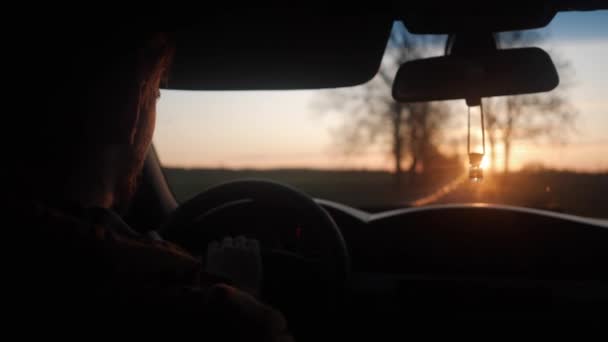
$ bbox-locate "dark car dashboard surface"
[318,200,608,321]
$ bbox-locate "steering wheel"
[160,179,350,333]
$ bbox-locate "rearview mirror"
[392,47,559,103]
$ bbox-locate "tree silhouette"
[483,31,577,174]
[314,25,575,182]
[313,23,450,185]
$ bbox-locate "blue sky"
[548,10,608,39]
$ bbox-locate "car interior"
[31,2,608,338]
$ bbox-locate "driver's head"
[13,31,174,211]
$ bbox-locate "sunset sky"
[154,11,608,172]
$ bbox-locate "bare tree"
[313,23,449,185]
[483,31,577,174]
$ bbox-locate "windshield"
[154,11,608,218]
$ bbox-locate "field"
[163,168,608,219]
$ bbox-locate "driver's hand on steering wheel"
[206,236,262,297]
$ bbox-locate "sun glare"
[480,155,490,169]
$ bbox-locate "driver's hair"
[11,31,174,202]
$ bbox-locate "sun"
[480,155,490,169]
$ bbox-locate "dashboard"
[318,200,608,321]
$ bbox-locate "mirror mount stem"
[466,97,481,107]
[446,32,498,57]
[448,33,496,106]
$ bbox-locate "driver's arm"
[128,239,292,341]
[104,230,293,341]
[24,202,293,341]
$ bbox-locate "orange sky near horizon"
[154,88,608,173]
